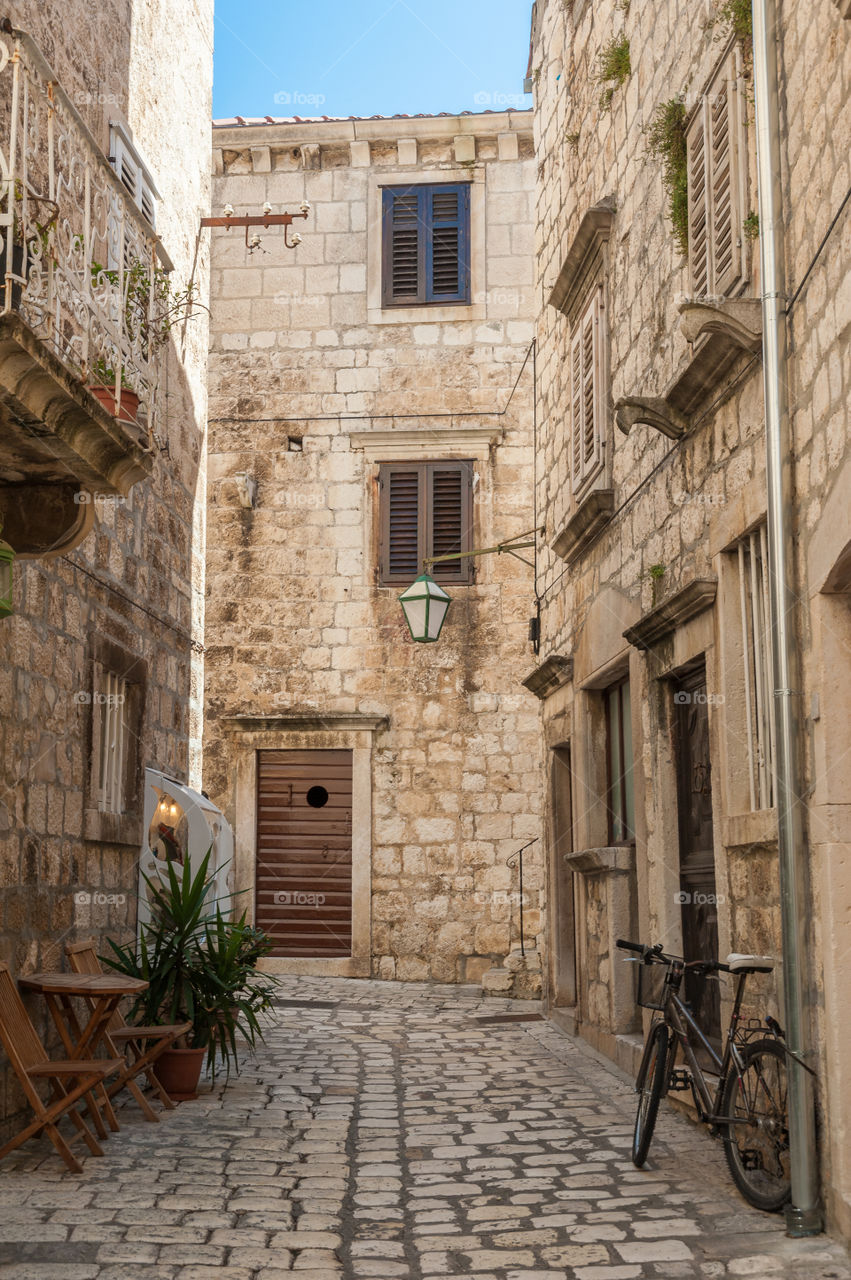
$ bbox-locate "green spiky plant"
[597,35,631,111]
[646,98,690,256]
[102,850,276,1081]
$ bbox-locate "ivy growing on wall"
[647,98,689,256]
[596,35,631,111]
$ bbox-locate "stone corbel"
[615,396,689,440]
[677,299,763,354]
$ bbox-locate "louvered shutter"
[380,465,424,581]
[687,102,710,297]
[570,289,604,496]
[382,188,424,305]
[426,185,470,303]
[708,49,745,295]
[111,130,157,229]
[428,463,470,580]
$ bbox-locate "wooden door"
[673,666,721,1054]
[256,750,353,957]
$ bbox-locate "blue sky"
[212,0,533,120]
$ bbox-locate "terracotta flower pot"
[153,1046,207,1102]
[88,383,140,424]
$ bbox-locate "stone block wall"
[530,0,851,1234]
[0,0,213,1135]
[205,113,545,984]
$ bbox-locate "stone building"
[204,111,544,988]
[0,0,213,1135]
[528,0,851,1235]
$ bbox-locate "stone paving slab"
[0,974,849,1279]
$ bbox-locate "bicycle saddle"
[725,953,775,972]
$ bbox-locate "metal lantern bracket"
[423,527,543,573]
[200,210,309,249]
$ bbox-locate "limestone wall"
[0,0,212,1132]
[205,114,545,984]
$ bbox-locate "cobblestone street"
[1,977,849,1280]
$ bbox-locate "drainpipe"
[751,0,822,1236]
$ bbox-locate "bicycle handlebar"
[616,938,731,973]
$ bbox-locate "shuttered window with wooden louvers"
[570,288,605,498]
[378,461,474,584]
[686,46,747,298]
[382,184,471,307]
[110,128,158,230]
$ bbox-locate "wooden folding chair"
[0,962,123,1173]
[66,939,192,1120]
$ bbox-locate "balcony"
[0,28,164,554]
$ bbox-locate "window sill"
[722,810,778,851]
[83,809,142,846]
[623,578,718,652]
[551,488,615,565]
[564,845,635,874]
[368,301,486,326]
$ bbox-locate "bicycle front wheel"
[632,1021,669,1167]
[721,1037,790,1212]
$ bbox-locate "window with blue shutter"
[378,461,474,585]
[381,184,471,307]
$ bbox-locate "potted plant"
[102,850,276,1100]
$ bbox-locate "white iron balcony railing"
[0,28,173,439]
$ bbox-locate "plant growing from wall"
[744,210,760,241]
[566,130,581,152]
[596,35,631,111]
[714,0,753,44]
[646,98,689,256]
[647,562,666,606]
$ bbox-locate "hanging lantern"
[0,525,14,619]
[398,573,452,643]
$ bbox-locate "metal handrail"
[505,838,538,957]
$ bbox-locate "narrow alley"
[1,979,848,1280]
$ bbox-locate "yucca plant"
[102,850,276,1081]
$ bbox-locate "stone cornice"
[222,714,390,734]
[349,426,503,460]
[213,111,533,151]
[548,199,616,319]
[521,654,574,700]
[551,489,615,564]
[623,579,718,651]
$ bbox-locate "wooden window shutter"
[708,48,745,295]
[110,129,157,229]
[380,464,424,582]
[570,288,604,496]
[426,185,470,303]
[379,461,473,584]
[428,462,472,581]
[687,101,711,297]
[382,188,425,306]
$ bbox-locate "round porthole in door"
[306,785,329,808]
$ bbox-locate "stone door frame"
[221,714,388,977]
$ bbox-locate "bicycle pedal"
[668,1069,691,1091]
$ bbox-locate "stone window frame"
[685,39,750,301]
[380,182,471,308]
[83,635,147,845]
[367,166,487,325]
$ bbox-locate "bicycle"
[616,937,791,1212]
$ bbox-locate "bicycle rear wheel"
[721,1037,790,1212]
[632,1021,669,1167]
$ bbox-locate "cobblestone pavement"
[1,976,849,1280]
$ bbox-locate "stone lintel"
[614,395,689,440]
[222,713,390,734]
[548,198,615,318]
[623,578,718,651]
[521,654,574,700]
[564,845,634,874]
[551,488,615,564]
[349,426,502,461]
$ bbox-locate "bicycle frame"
[639,963,753,1126]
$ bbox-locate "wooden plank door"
[673,666,722,1056]
[256,749,353,957]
